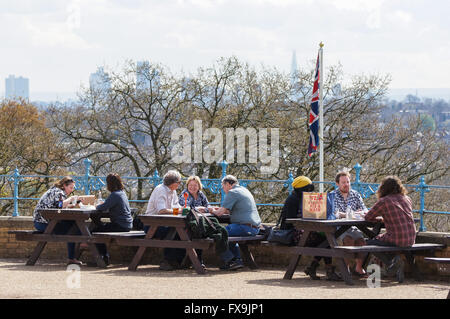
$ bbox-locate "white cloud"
[1,0,449,94]
[25,19,94,50]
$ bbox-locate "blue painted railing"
[1,159,449,232]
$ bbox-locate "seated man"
[328,171,368,277]
[144,170,185,271]
[211,175,261,271]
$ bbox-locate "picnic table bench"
[423,257,450,299]
[8,208,142,268]
[119,214,265,274]
[277,218,445,285]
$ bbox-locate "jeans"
[220,224,259,263]
[91,222,131,257]
[34,221,80,260]
[144,226,186,264]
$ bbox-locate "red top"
[365,194,416,247]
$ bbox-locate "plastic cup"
[173,207,180,215]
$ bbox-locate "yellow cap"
[292,176,312,189]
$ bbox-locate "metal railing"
[1,159,448,231]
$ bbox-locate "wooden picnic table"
[283,218,381,285]
[282,218,443,285]
[121,213,264,274]
[25,208,138,268]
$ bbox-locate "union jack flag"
[308,53,320,157]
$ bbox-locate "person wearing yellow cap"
[280,175,341,281]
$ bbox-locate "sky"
[1,0,450,100]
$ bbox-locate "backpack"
[185,207,229,255]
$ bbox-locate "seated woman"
[280,176,341,281]
[364,176,416,281]
[92,173,133,266]
[178,175,212,213]
[178,176,212,269]
[33,176,81,265]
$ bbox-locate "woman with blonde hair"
[178,176,212,213]
[178,176,213,269]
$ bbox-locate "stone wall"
[1,216,448,278]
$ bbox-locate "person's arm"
[62,196,76,208]
[211,206,230,216]
[357,193,368,212]
[364,199,384,222]
[96,193,116,212]
[156,191,179,215]
[212,191,236,216]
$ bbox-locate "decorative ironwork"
[0,159,448,232]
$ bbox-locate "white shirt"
[144,184,178,215]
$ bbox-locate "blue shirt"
[96,190,133,229]
[222,185,261,226]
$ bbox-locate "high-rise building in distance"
[5,75,29,100]
[89,67,111,93]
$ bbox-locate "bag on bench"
[267,211,295,245]
[185,207,229,254]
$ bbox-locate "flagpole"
[319,42,324,193]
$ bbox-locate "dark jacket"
[186,211,229,255]
[96,190,133,229]
[280,190,303,230]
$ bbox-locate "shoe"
[67,259,83,266]
[387,255,403,277]
[325,266,342,281]
[387,256,405,282]
[102,255,110,266]
[220,258,244,271]
[304,260,321,280]
[352,270,369,278]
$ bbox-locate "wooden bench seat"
[229,235,265,243]
[334,243,445,254]
[115,235,265,249]
[9,229,146,243]
[423,257,450,263]
[423,257,450,299]
[91,231,146,238]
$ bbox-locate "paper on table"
[79,203,96,210]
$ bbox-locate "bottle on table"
[96,191,103,206]
[345,206,354,220]
[58,194,63,209]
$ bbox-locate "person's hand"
[338,212,346,219]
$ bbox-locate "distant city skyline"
[1,0,449,97]
[3,53,450,103]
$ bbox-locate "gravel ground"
[0,259,448,299]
